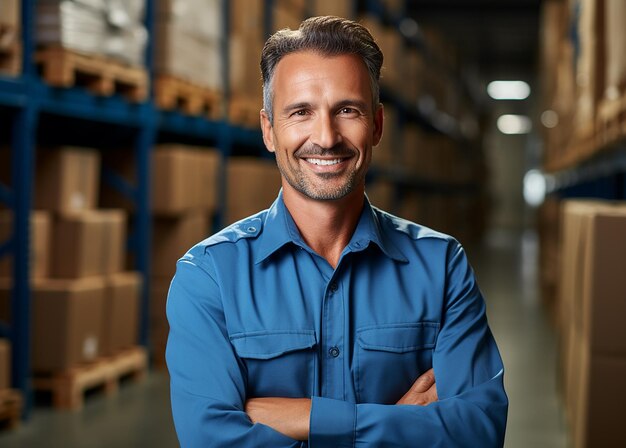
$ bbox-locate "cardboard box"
[0,211,51,279]
[229,33,264,99]
[230,0,264,38]
[35,147,101,213]
[51,210,127,278]
[100,145,220,215]
[605,0,626,99]
[226,158,282,225]
[154,22,223,89]
[153,145,220,215]
[31,277,106,372]
[152,212,210,278]
[101,272,141,356]
[0,338,10,390]
[566,333,626,448]
[0,0,19,28]
[559,201,626,356]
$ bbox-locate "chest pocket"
[230,330,318,398]
[355,322,439,404]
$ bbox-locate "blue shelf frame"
[0,0,268,420]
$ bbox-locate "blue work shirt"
[166,192,508,447]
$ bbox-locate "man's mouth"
[305,158,344,166]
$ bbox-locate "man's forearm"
[245,369,438,440]
[246,397,311,441]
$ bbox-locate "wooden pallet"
[0,389,23,430]
[155,75,222,119]
[228,97,261,128]
[35,46,148,102]
[597,94,626,149]
[0,24,21,76]
[33,346,148,410]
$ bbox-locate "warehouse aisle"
[470,229,569,448]
[0,229,569,447]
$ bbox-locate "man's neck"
[282,185,365,269]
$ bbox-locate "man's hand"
[245,397,311,441]
[396,368,438,406]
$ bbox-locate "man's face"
[261,51,383,201]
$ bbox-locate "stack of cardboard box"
[100,144,220,368]
[36,0,148,67]
[228,0,265,126]
[557,200,626,448]
[0,147,141,375]
[226,157,282,225]
[0,0,21,75]
[154,0,224,91]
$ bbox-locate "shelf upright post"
[10,104,38,419]
[134,0,157,350]
[8,0,39,420]
[134,111,156,349]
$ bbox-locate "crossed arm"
[246,369,438,441]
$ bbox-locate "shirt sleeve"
[309,241,508,447]
[166,256,304,448]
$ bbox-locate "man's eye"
[291,110,307,117]
[340,107,357,114]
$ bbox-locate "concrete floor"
[0,229,570,447]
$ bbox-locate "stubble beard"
[274,144,364,201]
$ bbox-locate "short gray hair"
[260,16,383,123]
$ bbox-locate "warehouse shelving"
[546,145,626,200]
[0,0,487,420]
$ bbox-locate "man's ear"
[373,103,384,147]
[260,110,275,153]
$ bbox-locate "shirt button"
[329,346,340,358]
[329,282,338,293]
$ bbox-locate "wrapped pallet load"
[36,0,148,67]
[155,0,223,91]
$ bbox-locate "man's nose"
[310,113,342,149]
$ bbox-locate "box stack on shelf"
[541,0,626,171]
[0,146,146,410]
[35,0,149,101]
[359,11,486,242]
[556,200,626,448]
[0,339,22,429]
[226,157,282,225]
[228,0,265,128]
[101,144,220,369]
[0,0,21,76]
[154,0,223,119]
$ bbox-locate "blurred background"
[1,1,625,447]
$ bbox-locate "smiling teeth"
[306,158,342,166]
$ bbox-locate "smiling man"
[166,16,508,447]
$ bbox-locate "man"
[166,16,508,447]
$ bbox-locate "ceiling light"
[487,80,531,100]
[497,114,532,134]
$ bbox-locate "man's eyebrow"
[335,99,368,111]
[282,102,312,114]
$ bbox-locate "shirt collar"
[254,190,407,264]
